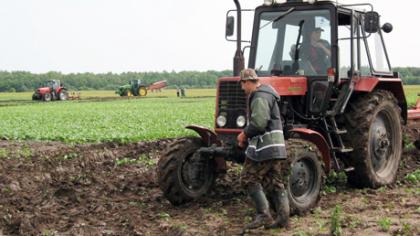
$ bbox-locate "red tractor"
[157,0,411,214]
[32,80,68,101]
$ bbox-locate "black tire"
[43,93,52,102]
[344,90,402,188]
[59,90,68,101]
[157,137,215,205]
[283,139,325,215]
[32,92,40,100]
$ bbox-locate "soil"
[0,121,419,236]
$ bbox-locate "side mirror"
[364,11,380,33]
[382,23,393,33]
[225,16,235,37]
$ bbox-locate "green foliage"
[0,96,214,143]
[158,212,171,220]
[330,205,343,236]
[378,217,391,232]
[115,154,156,167]
[62,152,78,160]
[404,169,420,184]
[18,147,32,159]
[0,148,8,158]
[324,170,347,194]
[401,222,413,235]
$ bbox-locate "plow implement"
[147,80,167,91]
[407,93,420,120]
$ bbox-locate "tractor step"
[344,167,355,172]
[328,129,347,134]
[332,147,354,153]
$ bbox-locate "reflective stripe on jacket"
[244,84,287,161]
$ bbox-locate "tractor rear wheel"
[138,86,147,96]
[157,137,216,205]
[283,139,325,215]
[59,91,68,100]
[43,93,52,102]
[344,90,402,188]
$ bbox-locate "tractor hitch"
[197,144,245,164]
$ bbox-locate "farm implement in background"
[408,93,420,149]
[408,93,420,120]
[115,80,167,97]
[32,80,71,101]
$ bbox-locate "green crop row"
[0,96,215,143]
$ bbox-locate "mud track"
[0,121,419,235]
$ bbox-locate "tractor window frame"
[248,3,337,75]
[359,15,393,76]
[337,10,356,79]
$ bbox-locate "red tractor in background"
[32,80,68,101]
[157,0,417,214]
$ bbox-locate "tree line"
[0,68,419,92]
[0,70,233,92]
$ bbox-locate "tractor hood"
[218,76,307,96]
[36,87,51,93]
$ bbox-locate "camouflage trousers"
[240,158,286,193]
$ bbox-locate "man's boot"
[269,189,290,228]
[245,184,274,230]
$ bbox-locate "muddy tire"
[157,137,215,206]
[344,90,402,188]
[283,139,325,215]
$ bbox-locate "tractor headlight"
[216,115,227,127]
[236,115,246,128]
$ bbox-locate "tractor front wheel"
[344,90,402,188]
[157,137,216,205]
[43,93,52,102]
[283,139,325,215]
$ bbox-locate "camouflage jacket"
[243,84,287,161]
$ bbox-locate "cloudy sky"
[0,0,417,73]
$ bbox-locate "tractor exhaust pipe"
[233,0,244,76]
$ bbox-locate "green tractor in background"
[116,80,148,97]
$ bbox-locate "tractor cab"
[247,1,393,79]
[44,80,61,91]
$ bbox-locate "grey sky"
[0,0,417,73]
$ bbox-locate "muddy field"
[0,121,419,236]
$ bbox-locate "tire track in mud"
[0,120,419,235]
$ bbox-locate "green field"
[0,86,418,143]
[0,88,216,101]
[0,91,215,143]
[404,85,420,106]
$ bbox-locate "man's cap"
[313,27,324,32]
[240,68,259,81]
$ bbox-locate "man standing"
[237,68,289,231]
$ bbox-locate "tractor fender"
[290,128,331,173]
[186,125,220,146]
[353,77,408,123]
[185,125,226,173]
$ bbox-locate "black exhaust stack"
[233,0,244,76]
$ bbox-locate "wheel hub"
[181,153,207,190]
[290,160,313,197]
[370,114,392,172]
[373,127,390,157]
